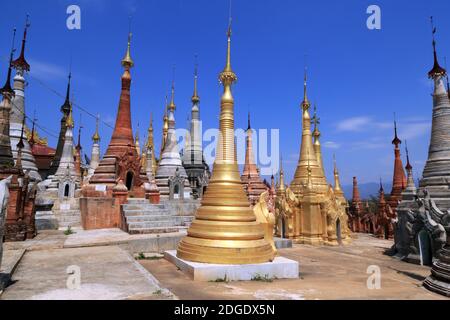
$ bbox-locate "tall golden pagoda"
[290,72,328,195]
[160,97,169,157]
[274,70,351,245]
[177,22,275,264]
[142,113,157,175]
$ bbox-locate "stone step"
[128,226,188,235]
[58,215,81,221]
[125,215,182,222]
[127,220,189,229]
[122,204,166,210]
[59,221,81,228]
[126,216,193,227]
[123,209,171,217]
[56,210,80,216]
[126,198,149,204]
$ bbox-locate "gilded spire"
[312,104,321,141]
[302,68,310,110]
[169,79,176,112]
[160,96,169,155]
[1,28,16,97]
[192,59,200,103]
[278,155,286,193]
[92,115,100,142]
[121,32,134,69]
[135,122,140,141]
[66,100,74,128]
[135,122,140,155]
[12,15,30,72]
[333,155,343,192]
[428,17,446,79]
[146,113,153,147]
[219,16,237,85]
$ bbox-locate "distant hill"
[342,182,392,200]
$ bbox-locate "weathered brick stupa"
[177,22,276,264]
[274,72,351,245]
[81,32,144,230]
[0,33,37,241]
[375,181,394,239]
[392,22,450,297]
[155,82,191,200]
[388,120,407,212]
[240,113,267,206]
[9,17,41,182]
[182,64,210,199]
[347,176,377,234]
[348,177,363,232]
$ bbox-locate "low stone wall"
[80,197,121,230]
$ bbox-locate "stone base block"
[80,197,121,230]
[164,250,299,281]
[35,211,58,230]
[274,237,293,249]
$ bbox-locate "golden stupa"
[177,23,276,264]
[274,71,351,246]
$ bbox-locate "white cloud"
[399,122,431,140]
[29,59,67,80]
[336,116,371,132]
[323,141,341,149]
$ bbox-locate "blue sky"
[1,0,449,186]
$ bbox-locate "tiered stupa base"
[165,250,299,281]
[177,163,275,265]
[423,245,450,297]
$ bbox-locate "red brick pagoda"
[81,32,144,230]
[388,120,407,212]
[240,113,268,206]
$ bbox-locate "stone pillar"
[299,187,324,245]
[113,180,129,231]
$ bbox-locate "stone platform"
[123,199,199,234]
[1,246,174,300]
[0,249,26,292]
[164,250,299,281]
[274,237,293,249]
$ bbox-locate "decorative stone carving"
[253,190,277,253]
